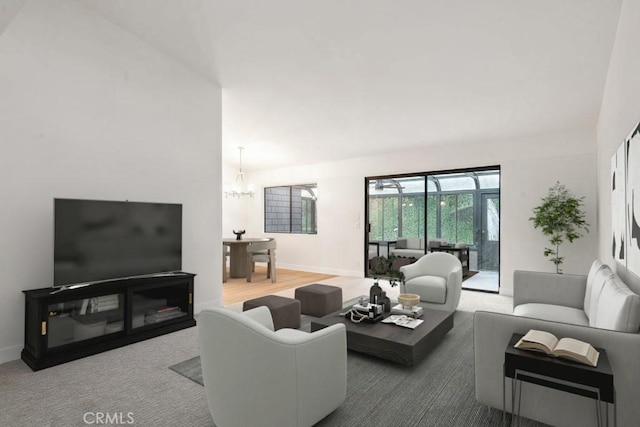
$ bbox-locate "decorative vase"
[380,290,391,313]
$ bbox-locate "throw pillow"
[395,239,407,249]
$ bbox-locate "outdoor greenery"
[434,193,474,243]
[369,255,405,287]
[370,193,473,244]
[530,182,590,274]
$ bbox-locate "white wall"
[597,0,640,293]
[226,129,598,295]
[0,0,222,363]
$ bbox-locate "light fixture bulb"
[225,147,255,198]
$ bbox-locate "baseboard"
[0,344,23,365]
[276,263,361,278]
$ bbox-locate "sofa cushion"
[395,239,407,249]
[513,303,589,326]
[595,276,640,332]
[587,264,615,326]
[405,238,421,250]
[583,260,607,318]
[404,276,447,304]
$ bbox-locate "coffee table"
[310,302,454,366]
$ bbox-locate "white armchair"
[198,306,347,427]
[399,252,462,312]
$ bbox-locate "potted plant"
[368,255,405,312]
[369,254,406,287]
[529,181,589,273]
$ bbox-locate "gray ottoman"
[242,295,301,330]
[295,284,343,317]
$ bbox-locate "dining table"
[223,237,271,279]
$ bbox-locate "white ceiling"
[8,1,626,170]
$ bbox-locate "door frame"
[479,192,501,272]
[364,166,501,292]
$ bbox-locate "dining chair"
[222,243,230,283]
[246,239,277,283]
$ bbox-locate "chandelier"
[225,147,255,198]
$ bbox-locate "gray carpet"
[170,306,547,426]
[168,312,322,387]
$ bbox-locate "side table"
[503,333,615,427]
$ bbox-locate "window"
[265,184,317,234]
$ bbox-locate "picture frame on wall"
[624,121,640,276]
[612,141,626,264]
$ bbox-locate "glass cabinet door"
[131,282,190,330]
[47,293,124,349]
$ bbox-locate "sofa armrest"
[474,311,640,427]
[241,306,275,331]
[445,266,463,311]
[513,270,587,310]
[277,324,347,425]
[399,261,421,282]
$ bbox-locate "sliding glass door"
[365,167,500,292]
[367,176,425,259]
[480,193,500,270]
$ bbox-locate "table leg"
[503,364,506,427]
[229,245,247,278]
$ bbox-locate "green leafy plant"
[529,182,589,273]
[369,255,405,287]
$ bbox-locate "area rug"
[169,305,547,426]
[168,310,324,387]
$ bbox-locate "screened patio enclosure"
[365,167,500,292]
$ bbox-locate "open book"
[514,329,599,367]
[381,315,423,329]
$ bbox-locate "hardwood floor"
[222,266,336,305]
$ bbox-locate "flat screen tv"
[53,198,182,287]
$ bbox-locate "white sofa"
[198,306,347,427]
[474,260,640,426]
[512,260,640,330]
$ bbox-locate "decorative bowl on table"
[397,293,420,309]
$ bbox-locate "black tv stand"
[22,273,196,371]
[49,271,192,294]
